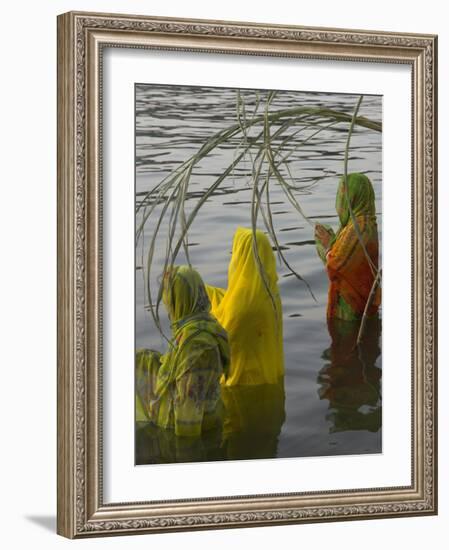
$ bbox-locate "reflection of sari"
[317,317,382,434]
[206,227,284,386]
[135,420,224,464]
[315,173,381,320]
[136,265,230,437]
[221,380,286,460]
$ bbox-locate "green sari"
[136,266,230,437]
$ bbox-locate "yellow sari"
[206,227,284,386]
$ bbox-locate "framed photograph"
[57,11,438,538]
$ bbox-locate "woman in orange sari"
[315,173,381,320]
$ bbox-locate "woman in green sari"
[136,265,230,438]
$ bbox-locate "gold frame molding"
[57,11,438,538]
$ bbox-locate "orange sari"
[327,215,380,318]
[316,173,381,320]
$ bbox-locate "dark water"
[135,84,382,465]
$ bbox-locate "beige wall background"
[0,0,446,547]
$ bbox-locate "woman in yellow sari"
[136,265,230,437]
[206,227,284,386]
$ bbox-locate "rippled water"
[135,84,382,464]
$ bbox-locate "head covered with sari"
[159,264,230,382]
[207,227,284,386]
[326,173,381,320]
[336,172,376,229]
[162,264,212,331]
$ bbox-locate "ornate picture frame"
[57,11,437,538]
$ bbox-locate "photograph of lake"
[134,83,382,466]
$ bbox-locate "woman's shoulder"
[178,320,225,347]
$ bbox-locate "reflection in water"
[136,379,286,464]
[317,318,382,435]
[221,381,286,460]
[135,420,224,464]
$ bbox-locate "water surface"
[135,84,382,464]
